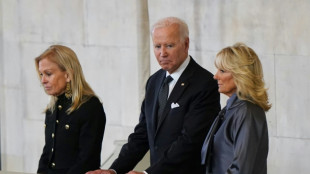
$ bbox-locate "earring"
[65,82,72,99]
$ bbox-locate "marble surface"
[1,0,310,173]
[0,172,33,174]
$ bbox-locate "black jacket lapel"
[156,58,196,132]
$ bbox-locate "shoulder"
[146,69,165,87]
[149,69,165,81]
[242,101,265,118]
[184,59,218,93]
[189,58,214,76]
[74,96,106,121]
[79,95,104,111]
[186,58,216,83]
[85,95,101,104]
[230,100,266,126]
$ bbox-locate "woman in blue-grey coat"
[201,43,271,174]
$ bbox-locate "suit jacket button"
[65,124,70,130]
[58,105,62,110]
[51,162,56,168]
[51,148,54,152]
[56,120,59,124]
[52,133,55,138]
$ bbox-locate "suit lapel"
[151,71,166,134]
[155,58,196,133]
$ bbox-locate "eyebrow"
[39,68,54,72]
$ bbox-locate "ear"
[65,73,71,82]
[185,37,189,50]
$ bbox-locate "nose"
[41,75,47,84]
[160,47,167,57]
[214,70,219,80]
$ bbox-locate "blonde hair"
[35,45,97,114]
[215,43,271,111]
[151,16,189,42]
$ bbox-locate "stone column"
[136,0,150,104]
[0,0,3,169]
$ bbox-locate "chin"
[161,67,170,71]
[47,93,55,96]
[46,91,57,96]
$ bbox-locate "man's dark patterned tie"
[157,75,173,124]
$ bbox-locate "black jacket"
[110,57,220,174]
[37,94,106,174]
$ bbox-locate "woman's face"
[214,69,237,97]
[38,58,70,96]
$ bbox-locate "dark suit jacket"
[37,95,106,174]
[110,57,220,174]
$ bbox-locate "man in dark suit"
[87,16,220,174]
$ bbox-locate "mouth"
[160,59,171,63]
[44,86,51,90]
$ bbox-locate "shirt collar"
[165,55,190,82]
[226,93,238,111]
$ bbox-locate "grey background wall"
[0,0,309,173]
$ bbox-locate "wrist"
[109,169,117,174]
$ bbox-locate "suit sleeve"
[67,98,106,174]
[145,78,220,173]
[226,106,268,174]
[109,85,150,174]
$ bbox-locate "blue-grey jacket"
[203,93,268,174]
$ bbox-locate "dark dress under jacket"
[110,57,221,174]
[37,94,106,174]
[202,93,268,174]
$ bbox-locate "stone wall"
[0,0,309,173]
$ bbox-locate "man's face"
[152,24,189,74]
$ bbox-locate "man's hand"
[85,169,116,174]
[127,171,144,174]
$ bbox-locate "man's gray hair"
[151,17,189,41]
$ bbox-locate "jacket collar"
[156,57,196,132]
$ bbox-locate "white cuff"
[143,171,148,174]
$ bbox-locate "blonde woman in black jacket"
[35,45,106,174]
